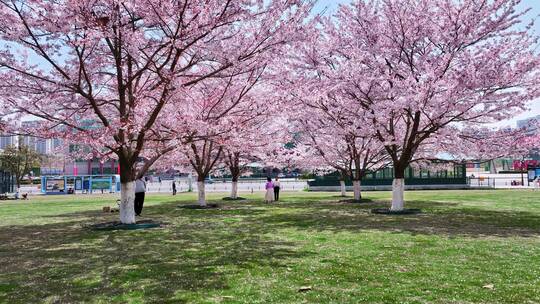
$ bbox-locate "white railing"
[146,179,307,193]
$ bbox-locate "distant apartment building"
[0,135,18,150]
[0,120,121,177]
[0,134,63,155]
[0,121,64,154]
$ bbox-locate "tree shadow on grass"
[259,199,540,238]
[41,197,540,239]
[0,203,306,303]
[38,198,266,220]
[3,196,540,303]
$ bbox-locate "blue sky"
[313,0,540,127]
[316,0,540,25]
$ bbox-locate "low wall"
[308,184,470,191]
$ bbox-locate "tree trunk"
[228,162,241,199]
[15,185,21,199]
[119,181,136,224]
[231,181,238,199]
[339,180,347,197]
[490,159,497,174]
[353,179,361,202]
[197,181,206,206]
[391,178,405,211]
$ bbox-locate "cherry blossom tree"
[212,79,284,200]
[182,138,224,206]
[296,128,388,201]
[282,22,389,202]
[294,0,540,210]
[166,67,282,206]
[289,94,389,202]
[222,119,280,200]
[436,126,530,162]
[0,0,313,222]
[223,147,250,200]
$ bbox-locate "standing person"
[264,177,274,203]
[134,177,147,216]
[274,177,281,201]
[172,180,177,195]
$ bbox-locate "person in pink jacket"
[264,177,274,203]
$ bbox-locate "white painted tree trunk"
[391,178,405,211]
[197,181,206,206]
[119,181,136,224]
[231,181,238,199]
[490,159,497,174]
[339,180,346,197]
[353,180,361,201]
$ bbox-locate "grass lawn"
[1,190,540,303]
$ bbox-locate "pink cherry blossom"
[0,0,314,222]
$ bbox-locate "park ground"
[1,190,540,303]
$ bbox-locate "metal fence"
[146,179,308,193]
[23,176,534,194]
[468,177,533,189]
[18,178,308,195]
[0,170,14,194]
